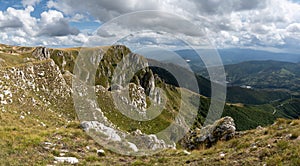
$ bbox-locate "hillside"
[225,61,300,93]
[1,113,299,165]
[148,58,295,106]
[0,44,300,165]
[175,48,300,67]
[197,60,300,94]
[0,43,298,130]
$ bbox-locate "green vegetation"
[226,86,291,105]
[96,85,180,134]
[224,60,300,92]
[1,107,300,165]
[0,44,300,165]
[198,60,300,94]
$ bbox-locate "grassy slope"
[0,44,300,165]
[1,110,299,165]
[224,60,300,92]
[1,44,298,131]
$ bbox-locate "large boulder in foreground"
[181,116,236,150]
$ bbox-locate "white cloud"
[0,6,82,47]
[69,13,86,22]
[38,10,79,36]
[0,6,37,35]
[0,11,23,29]
[44,0,300,50]
[0,0,300,50]
[287,23,300,32]
[46,0,267,21]
[21,0,41,7]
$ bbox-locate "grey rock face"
[181,116,236,150]
[32,47,50,60]
[0,59,73,119]
[128,83,147,111]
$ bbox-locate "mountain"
[147,58,293,105]
[175,48,300,67]
[0,44,300,164]
[225,61,300,93]
[197,60,300,95]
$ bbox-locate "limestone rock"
[97,149,105,156]
[181,116,236,150]
[54,157,79,164]
[32,47,50,60]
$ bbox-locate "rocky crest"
[32,47,51,60]
[0,44,233,156]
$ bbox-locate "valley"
[0,44,299,165]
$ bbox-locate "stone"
[183,150,191,155]
[256,126,263,130]
[97,149,105,156]
[285,133,292,139]
[181,116,236,150]
[54,157,79,164]
[81,121,122,142]
[220,152,226,159]
[128,142,139,152]
[32,47,50,60]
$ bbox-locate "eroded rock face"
[80,121,173,155]
[130,129,168,150]
[181,116,236,150]
[0,44,173,155]
[32,47,50,60]
[81,121,122,142]
[128,83,147,111]
[0,59,73,118]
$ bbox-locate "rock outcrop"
[0,59,72,115]
[32,47,50,60]
[80,121,172,155]
[0,44,177,155]
[181,116,236,150]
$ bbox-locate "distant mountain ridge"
[197,60,300,96]
[175,48,300,67]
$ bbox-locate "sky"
[0,0,300,52]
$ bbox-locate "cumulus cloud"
[1,6,36,32]
[21,0,41,7]
[46,0,267,21]
[190,0,267,15]
[0,5,82,47]
[0,11,23,29]
[0,0,300,50]
[38,10,79,36]
[287,23,300,33]
[97,11,204,37]
[47,0,161,21]
[44,0,300,50]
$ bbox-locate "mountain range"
[0,43,299,165]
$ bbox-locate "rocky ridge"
[0,44,239,162]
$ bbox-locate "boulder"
[181,116,236,150]
[97,149,105,156]
[54,157,79,164]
